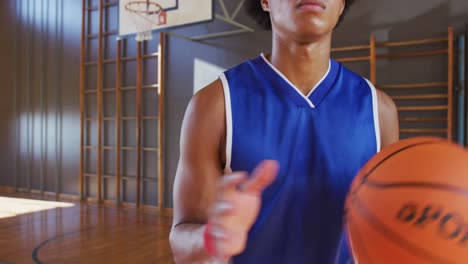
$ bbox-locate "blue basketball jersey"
[219,54,380,264]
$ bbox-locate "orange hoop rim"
[124,1,163,15]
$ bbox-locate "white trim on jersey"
[344,222,358,264]
[334,232,344,264]
[260,53,331,108]
[220,73,233,173]
[306,60,331,98]
[365,79,381,153]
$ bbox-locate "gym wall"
[0,0,81,195]
[0,0,467,208]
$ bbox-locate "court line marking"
[32,226,96,264]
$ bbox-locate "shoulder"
[182,79,225,147]
[192,79,224,107]
[375,89,397,117]
[178,78,227,168]
[360,81,400,149]
[186,79,225,126]
[375,88,400,149]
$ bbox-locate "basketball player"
[170,0,399,263]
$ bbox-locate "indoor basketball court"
[0,0,468,263]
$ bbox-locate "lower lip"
[298,4,324,12]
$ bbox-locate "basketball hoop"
[125,1,166,41]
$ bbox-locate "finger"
[205,224,229,259]
[218,172,247,191]
[208,224,229,240]
[214,229,247,259]
[210,201,235,217]
[240,160,279,195]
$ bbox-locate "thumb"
[240,160,279,195]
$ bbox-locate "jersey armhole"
[364,78,381,153]
[220,73,233,173]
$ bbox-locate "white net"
[125,1,162,42]
[130,13,153,41]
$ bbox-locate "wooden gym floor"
[0,192,174,263]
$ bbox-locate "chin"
[292,24,331,42]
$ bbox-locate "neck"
[268,32,332,96]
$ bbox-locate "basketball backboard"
[119,0,214,39]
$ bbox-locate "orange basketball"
[345,137,468,264]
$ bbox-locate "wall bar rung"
[398,105,448,111]
[400,129,448,134]
[143,84,159,89]
[377,82,448,89]
[142,147,159,152]
[87,1,118,11]
[376,37,448,48]
[331,45,370,53]
[143,52,159,59]
[122,56,137,62]
[335,56,371,63]
[142,116,158,120]
[87,30,118,39]
[122,146,136,151]
[377,49,447,59]
[400,117,448,123]
[391,94,448,100]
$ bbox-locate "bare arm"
[169,80,226,264]
[377,90,400,148]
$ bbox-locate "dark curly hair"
[245,0,355,30]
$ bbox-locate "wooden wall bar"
[448,27,454,139]
[79,0,86,199]
[332,27,454,139]
[116,39,122,204]
[96,0,104,202]
[370,36,376,84]
[136,41,143,208]
[158,32,165,209]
